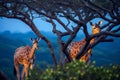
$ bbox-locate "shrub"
[28,60,120,80]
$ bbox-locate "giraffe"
[14,38,40,80]
[67,20,102,64]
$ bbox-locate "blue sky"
[0,18,30,33]
[0,17,76,33]
[0,17,54,33]
[0,17,105,33]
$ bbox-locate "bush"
[28,60,120,80]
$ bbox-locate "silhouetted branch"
[100,38,114,42]
[47,18,72,64]
[76,35,103,59]
[112,26,120,33]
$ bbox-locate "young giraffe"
[67,20,102,64]
[14,38,40,80]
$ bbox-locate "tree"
[0,0,120,66]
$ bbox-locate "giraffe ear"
[90,22,93,26]
[98,20,102,25]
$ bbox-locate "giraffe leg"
[14,64,20,80]
[86,55,91,65]
[24,64,29,80]
[21,66,25,80]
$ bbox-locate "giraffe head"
[30,38,40,49]
[90,20,102,35]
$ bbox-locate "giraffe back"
[67,39,86,60]
[14,45,32,65]
[67,39,93,63]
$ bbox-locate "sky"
[0,17,77,33]
[0,17,54,33]
[0,17,105,34]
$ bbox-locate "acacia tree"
[0,0,58,66]
[0,0,120,66]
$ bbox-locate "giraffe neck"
[90,30,97,44]
[90,38,95,44]
[29,46,36,59]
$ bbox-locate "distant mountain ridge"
[0,31,56,40]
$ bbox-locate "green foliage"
[28,60,120,80]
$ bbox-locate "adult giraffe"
[67,20,102,64]
[14,38,40,80]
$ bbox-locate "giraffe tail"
[13,66,16,76]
